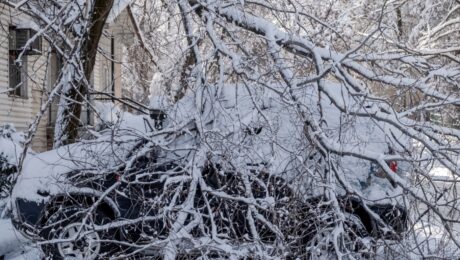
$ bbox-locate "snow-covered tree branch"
[1,0,459,259]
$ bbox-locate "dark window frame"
[8,49,28,99]
[7,24,44,99]
[9,25,42,55]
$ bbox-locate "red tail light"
[389,161,397,173]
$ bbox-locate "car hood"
[12,133,139,203]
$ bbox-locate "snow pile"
[94,102,122,125]
[11,130,142,203]
[0,219,31,258]
[12,101,157,203]
[94,101,151,134]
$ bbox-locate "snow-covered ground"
[0,217,41,260]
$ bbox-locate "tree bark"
[54,0,114,147]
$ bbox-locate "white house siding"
[93,22,130,97]
[35,13,129,147]
[91,11,134,114]
[0,5,133,152]
[94,34,113,94]
[108,9,135,99]
[0,4,49,152]
[86,29,122,125]
[114,38,123,99]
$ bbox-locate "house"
[0,1,137,151]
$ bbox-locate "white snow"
[154,82,406,201]
[3,248,42,260]
[94,101,152,133]
[12,108,151,203]
[0,219,34,259]
[14,20,40,31]
[12,136,133,203]
[431,166,453,179]
[0,138,21,168]
[0,125,26,168]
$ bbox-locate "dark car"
[11,85,410,258]
[11,136,408,259]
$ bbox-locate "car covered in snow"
[10,84,410,258]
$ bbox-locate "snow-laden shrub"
[0,124,24,199]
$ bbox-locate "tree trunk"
[53,0,114,148]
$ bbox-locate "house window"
[8,26,34,98]
[9,26,42,55]
[8,50,27,98]
[8,25,42,98]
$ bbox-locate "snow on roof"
[107,0,133,24]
